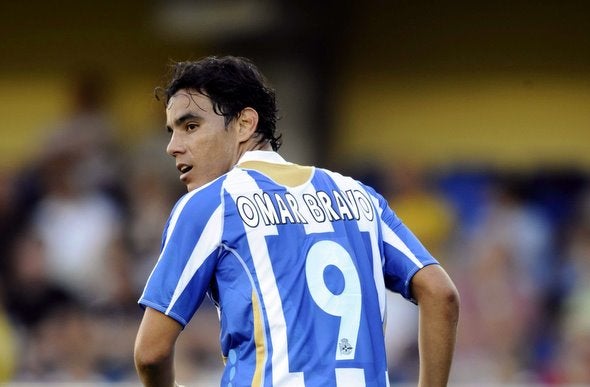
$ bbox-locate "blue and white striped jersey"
[139,151,438,387]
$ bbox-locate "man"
[134,56,459,387]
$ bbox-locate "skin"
[134,88,268,386]
[411,264,460,387]
[134,308,182,387]
[164,89,268,192]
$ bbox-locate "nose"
[166,131,185,157]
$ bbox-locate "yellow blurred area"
[0,76,163,169]
[0,311,15,382]
[335,73,590,169]
[0,1,588,172]
[3,72,590,171]
[0,78,67,168]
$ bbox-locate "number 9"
[305,240,362,360]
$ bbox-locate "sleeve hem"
[138,299,189,328]
[403,261,440,304]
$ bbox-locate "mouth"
[176,163,193,180]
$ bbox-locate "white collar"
[237,150,290,165]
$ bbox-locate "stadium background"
[1,1,589,385]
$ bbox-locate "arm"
[411,264,460,387]
[134,307,183,387]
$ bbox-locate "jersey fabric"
[139,151,439,387]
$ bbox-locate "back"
[139,151,438,387]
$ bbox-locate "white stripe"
[138,190,199,301]
[166,204,223,314]
[381,220,424,269]
[335,368,366,386]
[361,194,387,323]
[139,180,221,301]
[298,184,335,234]
[327,171,387,323]
[162,179,218,252]
[225,169,304,386]
[163,193,195,251]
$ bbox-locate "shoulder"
[169,176,227,223]
[314,167,357,187]
[316,168,384,199]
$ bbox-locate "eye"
[187,123,199,132]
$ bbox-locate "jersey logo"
[339,338,353,355]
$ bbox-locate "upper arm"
[135,307,183,365]
[410,264,459,307]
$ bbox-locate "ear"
[236,107,259,143]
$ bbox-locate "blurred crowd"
[375,163,590,385]
[1,72,589,385]
[0,72,222,384]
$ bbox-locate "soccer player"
[134,56,460,387]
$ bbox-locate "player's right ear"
[236,107,259,143]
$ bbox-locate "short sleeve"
[363,184,439,302]
[138,186,224,327]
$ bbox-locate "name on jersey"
[236,189,374,227]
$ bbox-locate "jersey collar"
[237,150,290,165]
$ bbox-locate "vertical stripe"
[327,171,387,323]
[300,184,335,234]
[166,205,223,314]
[223,245,268,385]
[162,179,217,252]
[139,180,220,302]
[335,368,366,386]
[381,221,424,268]
[225,169,305,386]
[252,289,265,387]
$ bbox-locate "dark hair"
[157,56,281,151]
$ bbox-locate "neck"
[234,139,273,167]
[241,139,273,154]
[253,140,273,152]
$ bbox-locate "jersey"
[139,150,439,387]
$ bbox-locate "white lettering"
[304,193,326,222]
[317,191,341,221]
[237,189,374,228]
[333,190,355,220]
[353,190,374,221]
[275,194,295,224]
[254,193,280,226]
[285,193,307,224]
[237,196,260,227]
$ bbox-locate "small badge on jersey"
[339,338,353,355]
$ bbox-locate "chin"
[185,175,218,191]
[181,177,196,191]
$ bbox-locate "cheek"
[189,128,237,168]
[211,131,237,154]
[192,137,226,168]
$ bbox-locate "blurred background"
[1,0,590,385]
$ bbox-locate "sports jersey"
[139,150,439,387]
